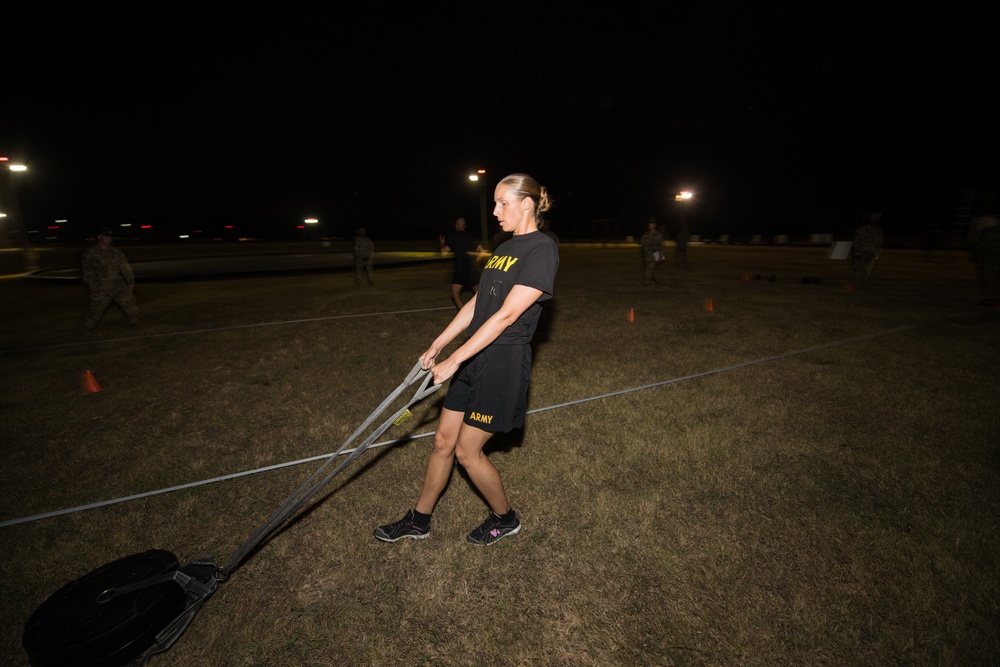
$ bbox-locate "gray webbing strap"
[220,361,440,578]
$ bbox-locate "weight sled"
[23,361,440,666]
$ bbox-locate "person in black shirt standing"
[439,217,485,309]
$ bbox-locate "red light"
[297,225,305,229]
[141,225,152,229]
[477,169,486,174]
[224,225,234,229]
[0,157,8,162]
[47,225,60,229]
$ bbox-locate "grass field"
[1,243,998,666]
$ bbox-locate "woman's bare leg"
[415,408,463,514]
[454,423,509,515]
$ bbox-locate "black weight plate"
[23,549,187,667]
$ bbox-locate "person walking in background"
[440,217,485,309]
[353,227,375,285]
[674,223,691,268]
[640,217,666,285]
[374,173,559,547]
[852,213,884,289]
[81,226,139,332]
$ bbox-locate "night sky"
[3,6,997,243]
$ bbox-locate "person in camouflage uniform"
[852,213,884,288]
[640,217,666,285]
[353,227,375,285]
[974,215,1000,299]
[81,227,139,331]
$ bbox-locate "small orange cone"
[704,298,714,312]
[83,370,102,394]
[627,307,636,323]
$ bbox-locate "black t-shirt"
[468,231,559,344]
[444,231,480,264]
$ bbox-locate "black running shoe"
[374,510,430,542]
[466,510,521,546]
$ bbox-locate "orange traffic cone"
[704,298,714,312]
[627,307,636,323]
[83,370,102,394]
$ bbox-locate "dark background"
[2,6,997,245]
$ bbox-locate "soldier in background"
[440,217,484,309]
[353,227,375,285]
[81,226,138,332]
[852,213,884,289]
[640,217,666,285]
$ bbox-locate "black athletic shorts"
[443,344,531,433]
[452,260,478,289]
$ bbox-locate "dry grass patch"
[1,244,998,666]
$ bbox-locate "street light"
[672,190,697,243]
[468,169,488,246]
[1,157,37,270]
[302,217,320,242]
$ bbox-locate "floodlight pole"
[674,190,694,234]
[1,159,37,271]
[470,169,488,247]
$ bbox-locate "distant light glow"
[9,164,27,172]
[224,225,234,229]
[121,223,132,227]
[675,191,694,201]
[179,234,190,239]
[304,218,318,224]
[468,175,479,182]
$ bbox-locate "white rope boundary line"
[0,323,919,529]
[530,324,920,413]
